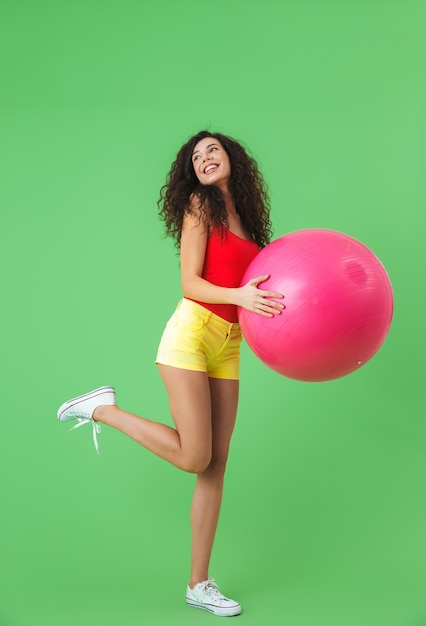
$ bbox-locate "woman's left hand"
[237,274,285,317]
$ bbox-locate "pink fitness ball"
[238,229,394,382]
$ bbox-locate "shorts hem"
[207,372,240,380]
[155,359,206,373]
[155,359,239,380]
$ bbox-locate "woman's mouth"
[204,164,218,174]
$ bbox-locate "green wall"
[1,1,425,625]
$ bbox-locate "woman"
[57,130,284,617]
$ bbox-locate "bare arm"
[180,210,283,317]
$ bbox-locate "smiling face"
[191,137,231,192]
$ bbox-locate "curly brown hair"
[157,130,273,249]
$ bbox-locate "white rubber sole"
[186,599,242,617]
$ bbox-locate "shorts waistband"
[179,298,241,332]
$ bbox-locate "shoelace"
[199,579,224,600]
[70,416,101,453]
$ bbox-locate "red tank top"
[188,227,260,323]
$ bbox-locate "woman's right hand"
[237,275,284,317]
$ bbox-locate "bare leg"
[189,377,239,587]
[94,366,213,473]
[94,368,239,587]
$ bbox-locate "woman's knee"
[181,450,212,474]
[202,452,229,478]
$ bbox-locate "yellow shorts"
[156,299,242,380]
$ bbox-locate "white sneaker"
[57,386,116,453]
[186,578,241,617]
